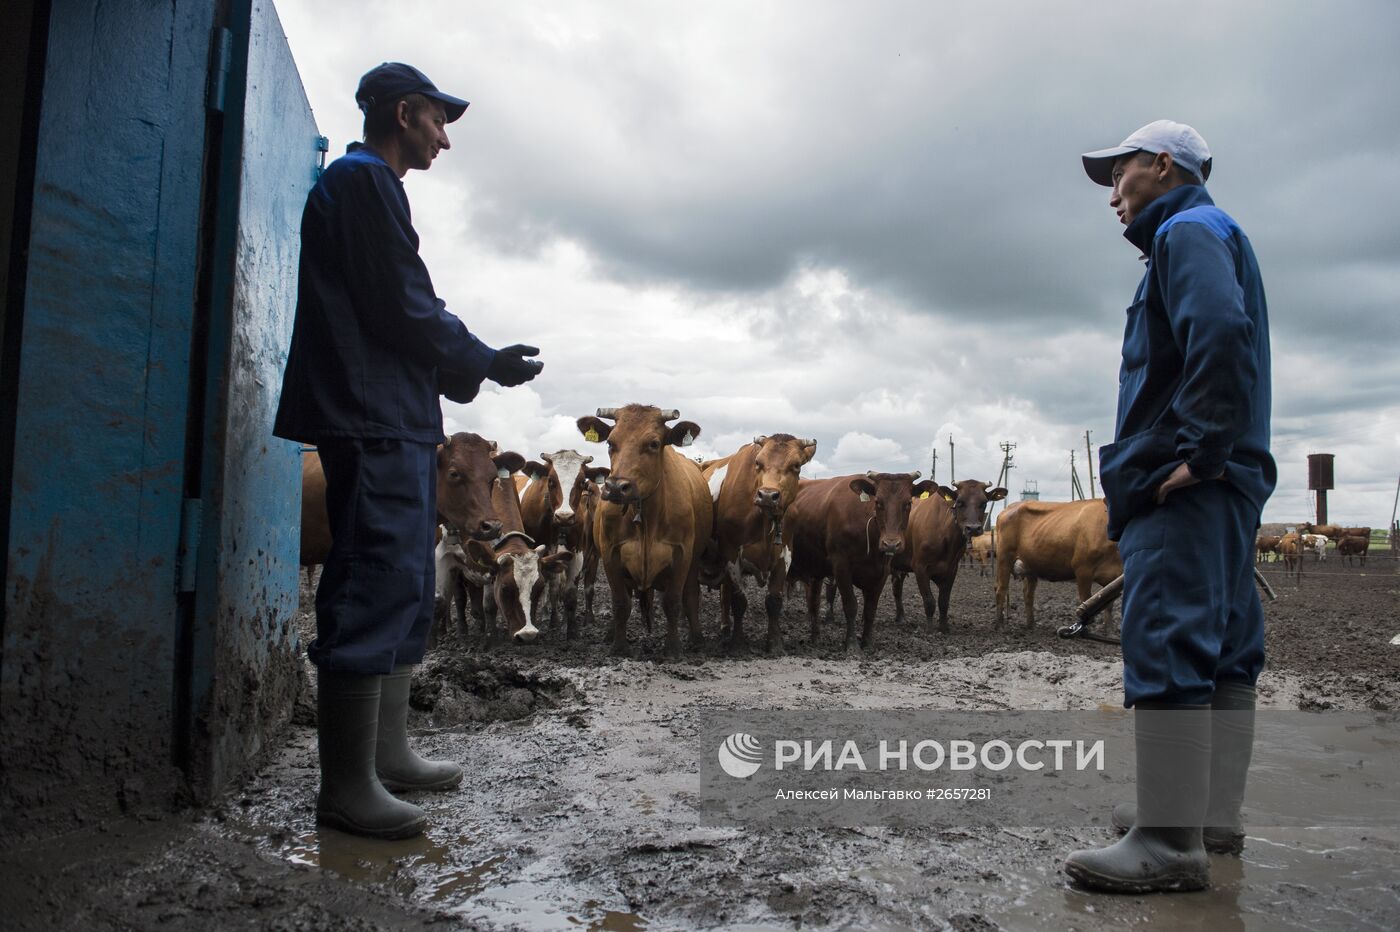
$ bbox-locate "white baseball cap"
[1082,119,1212,186]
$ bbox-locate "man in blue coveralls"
[274,63,544,839]
[1063,121,1275,892]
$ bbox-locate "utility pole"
[986,441,1016,529]
[1070,450,1085,500]
[949,436,955,483]
[930,442,937,483]
[1084,430,1097,498]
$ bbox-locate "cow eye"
[648,439,661,452]
[448,468,461,481]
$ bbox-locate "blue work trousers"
[310,438,436,673]
[1118,479,1265,706]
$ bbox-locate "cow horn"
[661,409,680,421]
[443,435,453,449]
[798,437,817,447]
[754,435,768,446]
[541,452,554,463]
[866,470,880,480]
[582,455,593,465]
[596,407,619,420]
[908,470,922,480]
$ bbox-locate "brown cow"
[519,450,610,638]
[1278,532,1303,578]
[459,456,574,644]
[994,499,1122,628]
[704,434,818,654]
[1255,535,1281,563]
[1337,534,1370,566]
[301,432,508,572]
[967,531,996,576]
[577,405,714,659]
[892,479,1008,633]
[786,471,936,651]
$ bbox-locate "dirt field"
[6,551,1398,930]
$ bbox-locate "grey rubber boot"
[1064,703,1211,893]
[376,665,464,793]
[317,672,427,839]
[1109,681,1254,855]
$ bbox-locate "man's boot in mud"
[375,665,464,792]
[1064,703,1211,893]
[1109,681,1254,855]
[317,671,427,839]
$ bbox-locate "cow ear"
[912,480,938,499]
[987,487,1009,501]
[666,420,701,447]
[937,484,957,501]
[493,451,526,477]
[849,478,876,501]
[577,416,611,444]
[541,550,574,573]
[523,460,549,481]
[798,440,818,464]
[586,466,611,483]
[465,539,497,572]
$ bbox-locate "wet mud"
[5,555,1397,930]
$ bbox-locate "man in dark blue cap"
[274,62,544,839]
[1063,121,1275,892]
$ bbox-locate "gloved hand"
[486,344,544,387]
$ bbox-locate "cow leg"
[892,571,907,626]
[662,580,684,661]
[994,554,1011,626]
[765,558,787,656]
[685,558,706,652]
[804,578,822,645]
[913,569,936,634]
[725,565,751,653]
[563,586,579,641]
[859,574,884,651]
[1022,576,1038,628]
[824,578,837,626]
[606,565,633,656]
[833,564,859,652]
[639,590,655,635]
[936,578,953,633]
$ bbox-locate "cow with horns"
[577,405,714,658]
[518,450,610,638]
[702,434,818,654]
[785,470,936,651]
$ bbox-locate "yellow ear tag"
[496,467,510,480]
[919,491,930,499]
[584,428,600,442]
[859,491,872,503]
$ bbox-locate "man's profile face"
[1109,151,1168,227]
[401,99,451,172]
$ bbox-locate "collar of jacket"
[1122,184,1217,255]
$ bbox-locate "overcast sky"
[278,0,1399,526]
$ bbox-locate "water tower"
[1308,453,1335,525]
[1020,479,1040,501]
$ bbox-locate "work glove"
[486,344,544,387]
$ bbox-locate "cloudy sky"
[278,0,1399,526]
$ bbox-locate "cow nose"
[879,538,904,555]
[554,511,576,527]
[605,478,634,501]
[964,526,983,538]
[754,488,782,511]
[474,519,502,541]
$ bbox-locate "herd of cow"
[297,404,1350,660]
[1256,523,1374,574]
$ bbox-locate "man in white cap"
[1065,121,1275,892]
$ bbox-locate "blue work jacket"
[273,144,496,444]
[1098,185,1276,540]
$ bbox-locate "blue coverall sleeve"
[1156,221,1256,480]
[339,164,497,389]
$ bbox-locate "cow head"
[578,405,701,505]
[465,537,574,643]
[437,432,519,541]
[849,471,936,556]
[937,479,1008,540]
[534,449,601,529]
[750,434,818,517]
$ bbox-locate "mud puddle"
[215,649,1399,931]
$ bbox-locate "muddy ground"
[6,553,1398,930]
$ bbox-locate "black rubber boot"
[1108,682,1254,855]
[1064,703,1211,893]
[317,672,427,839]
[375,665,464,793]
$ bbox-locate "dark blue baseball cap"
[355,62,469,123]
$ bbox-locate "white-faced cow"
[703,434,818,654]
[577,405,714,659]
[785,471,936,651]
[891,479,1007,633]
[518,450,610,639]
